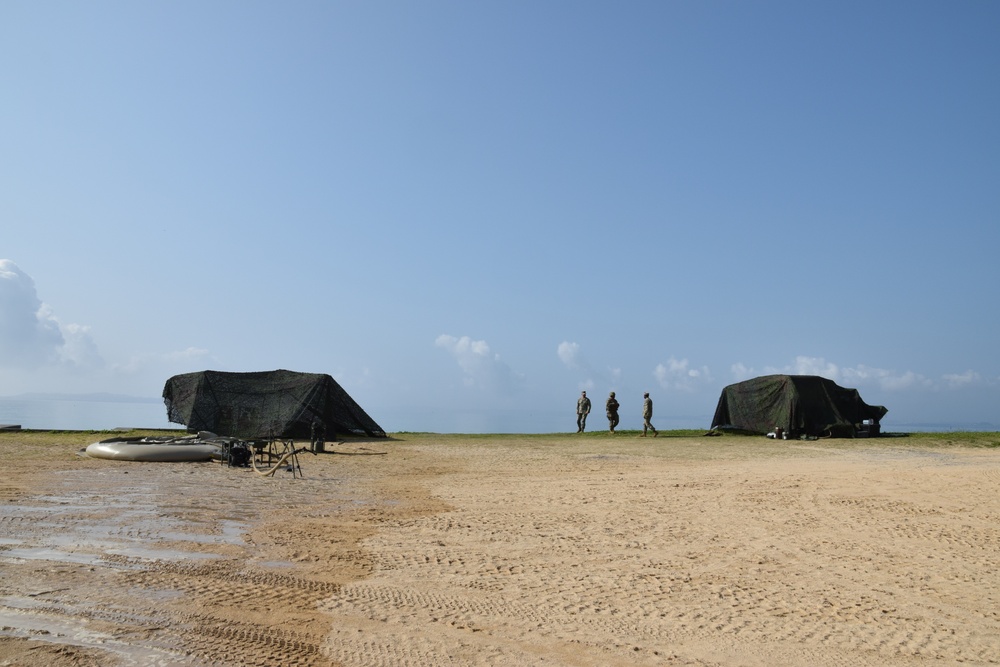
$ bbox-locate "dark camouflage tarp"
[163,369,386,439]
[711,375,887,437]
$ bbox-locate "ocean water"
[0,398,712,433]
[0,397,178,431]
[0,397,992,434]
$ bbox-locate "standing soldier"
[641,392,658,437]
[311,418,326,453]
[606,391,620,433]
[576,391,592,433]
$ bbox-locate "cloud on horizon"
[557,341,621,392]
[0,260,220,396]
[731,356,982,392]
[557,341,581,369]
[941,370,982,389]
[0,259,100,371]
[436,334,525,395]
[653,357,713,392]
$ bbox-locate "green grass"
[900,431,1000,448]
[382,430,1000,453]
[2,429,998,464]
[390,428,708,438]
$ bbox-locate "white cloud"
[730,362,753,381]
[556,341,610,391]
[741,355,842,381]
[730,356,937,392]
[787,356,840,379]
[841,364,933,391]
[653,357,713,392]
[0,259,100,370]
[942,370,981,389]
[436,334,524,394]
[56,321,103,369]
[0,260,225,397]
[557,341,581,369]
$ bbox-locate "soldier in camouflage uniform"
[576,391,591,433]
[311,419,326,452]
[606,391,620,433]
[641,392,658,437]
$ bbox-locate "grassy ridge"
[390,430,1000,445]
[0,429,997,466]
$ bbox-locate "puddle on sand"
[156,519,248,546]
[105,546,223,561]
[0,599,185,666]
[1,496,247,565]
[1,544,225,565]
[1,526,231,565]
[0,504,62,515]
[0,547,106,566]
[62,519,248,548]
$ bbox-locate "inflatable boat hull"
[86,438,223,462]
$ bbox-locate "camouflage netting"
[163,369,386,439]
[710,374,887,438]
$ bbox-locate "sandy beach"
[1,430,998,666]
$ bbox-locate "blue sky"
[2,2,998,431]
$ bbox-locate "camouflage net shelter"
[163,370,386,439]
[710,374,887,438]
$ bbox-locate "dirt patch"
[0,434,445,666]
[1,431,999,665]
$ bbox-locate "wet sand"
[1,430,998,666]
